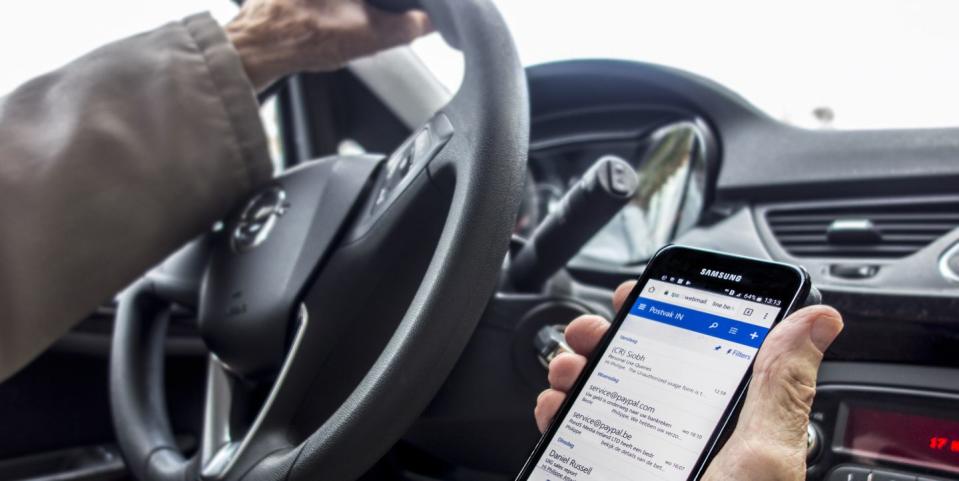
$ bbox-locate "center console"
[808,364,959,481]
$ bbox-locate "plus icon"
[749,332,759,340]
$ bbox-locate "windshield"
[412,0,959,130]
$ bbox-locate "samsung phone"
[516,245,812,481]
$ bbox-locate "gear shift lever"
[509,156,639,292]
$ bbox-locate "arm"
[0,14,266,381]
[0,0,430,381]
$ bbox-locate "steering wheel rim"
[110,1,529,480]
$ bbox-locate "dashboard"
[520,60,959,365]
[409,59,959,481]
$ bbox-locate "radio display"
[843,405,959,474]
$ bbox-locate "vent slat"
[876,225,955,234]
[775,235,827,243]
[769,224,955,235]
[768,213,959,224]
[766,200,959,259]
[786,245,919,257]
[777,234,939,245]
[768,225,831,234]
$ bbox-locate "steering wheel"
[108,1,528,480]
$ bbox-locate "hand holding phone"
[521,246,844,481]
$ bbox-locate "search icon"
[708,322,719,329]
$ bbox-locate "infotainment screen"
[843,405,959,474]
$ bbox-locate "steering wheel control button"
[417,113,454,167]
[828,466,871,481]
[429,112,455,143]
[412,128,431,162]
[369,113,456,221]
[398,150,413,176]
[231,187,288,253]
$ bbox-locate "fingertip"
[389,10,432,43]
[612,281,637,312]
[534,389,566,433]
[775,304,844,354]
[367,7,432,45]
[547,352,588,392]
[564,315,610,355]
[804,305,844,352]
[407,10,434,35]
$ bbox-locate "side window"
[259,97,285,173]
[1,1,284,170]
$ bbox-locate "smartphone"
[516,245,812,481]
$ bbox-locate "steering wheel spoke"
[198,305,309,480]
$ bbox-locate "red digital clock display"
[844,405,959,474]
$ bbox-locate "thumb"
[734,305,843,452]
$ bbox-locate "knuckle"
[754,351,818,413]
[712,435,807,481]
[572,314,605,328]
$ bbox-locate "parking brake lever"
[509,156,639,292]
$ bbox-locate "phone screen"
[518,246,808,481]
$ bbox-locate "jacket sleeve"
[0,13,273,381]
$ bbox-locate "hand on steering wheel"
[536,281,844,481]
[226,0,433,90]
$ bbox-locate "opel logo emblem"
[231,187,289,253]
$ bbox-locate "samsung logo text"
[700,268,743,282]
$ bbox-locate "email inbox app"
[528,279,780,481]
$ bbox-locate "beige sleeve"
[0,13,273,381]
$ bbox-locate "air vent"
[766,199,959,259]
